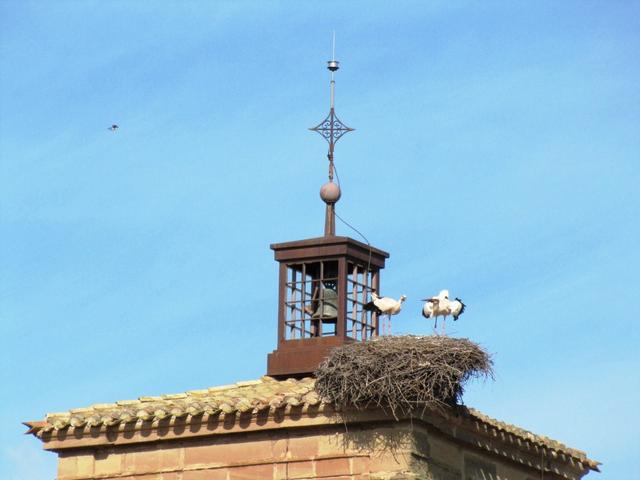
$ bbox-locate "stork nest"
[314,335,493,418]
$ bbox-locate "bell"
[312,287,338,319]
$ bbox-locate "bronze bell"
[312,286,338,319]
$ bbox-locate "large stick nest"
[314,335,493,417]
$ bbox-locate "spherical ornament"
[320,181,341,204]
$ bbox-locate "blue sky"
[1,1,638,478]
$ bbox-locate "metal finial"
[309,31,354,236]
[309,33,354,236]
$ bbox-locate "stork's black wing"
[453,297,466,320]
[363,301,382,315]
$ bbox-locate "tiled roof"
[33,377,318,432]
[27,376,599,472]
[463,408,600,471]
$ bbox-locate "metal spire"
[310,33,354,236]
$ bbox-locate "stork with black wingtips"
[364,292,406,336]
[421,289,466,335]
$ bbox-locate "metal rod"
[319,261,325,337]
[291,268,297,339]
[330,80,335,109]
[278,263,287,344]
[302,263,307,338]
[351,262,357,338]
[373,269,380,336]
[337,258,347,339]
[324,203,336,236]
[332,31,335,61]
[363,264,369,339]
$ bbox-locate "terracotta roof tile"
[464,408,598,470]
[38,376,312,433]
[29,376,599,472]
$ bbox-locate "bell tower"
[267,41,389,378]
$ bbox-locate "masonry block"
[428,437,460,467]
[274,462,288,480]
[287,459,316,479]
[125,445,182,473]
[76,452,95,477]
[160,473,181,480]
[228,463,275,479]
[318,432,346,457]
[317,477,353,480]
[369,449,410,473]
[94,450,123,476]
[57,454,77,479]
[184,436,281,467]
[183,468,229,480]
[315,457,351,477]
[351,456,371,474]
[288,434,320,459]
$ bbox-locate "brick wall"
[55,421,552,480]
[56,426,413,480]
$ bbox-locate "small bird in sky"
[421,289,466,335]
[108,124,119,131]
[364,292,406,336]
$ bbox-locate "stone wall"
[54,422,558,480]
[56,425,407,480]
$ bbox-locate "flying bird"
[364,292,406,336]
[108,124,119,131]
[421,289,465,335]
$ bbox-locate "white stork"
[364,292,406,336]
[421,289,466,335]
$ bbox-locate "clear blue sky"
[1,1,638,478]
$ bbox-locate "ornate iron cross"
[310,109,354,147]
[309,45,354,183]
[309,40,355,236]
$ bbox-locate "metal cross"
[309,109,354,146]
[309,39,354,183]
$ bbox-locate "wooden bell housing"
[267,236,389,378]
